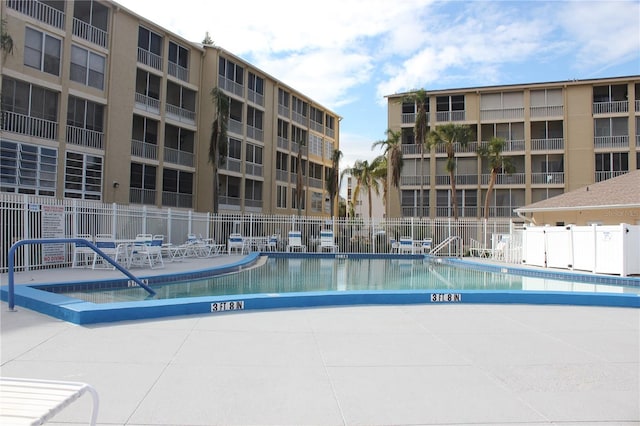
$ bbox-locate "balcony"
[248,90,264,106]
[218,75,243,97]
[595,170,627,182]
[165,104,196,125]
[310,121,324,133]
[129,188,156,205]
[244,199,263,210]
[531,138,564,151]
[531,172,564,185]
[164,147,194,167]
[2,111,58,140]
[162,191,192,209]
[308,177,323,189]
[401,206,429,217]
[277,137,289,150]
[219,196,241,209]
[326,127,335,138]
[400,175,430,186]
[480,107,524,121]
[278,105,290,118]
[131,139,158,160]
[7,0,64,29]
[72,18,108,48]
[479,139,525,152]
[276,170,289,182]
[481,173,526,185]
[134,93,160,115]
[66,125,104,149]
[168,62,189,82]
[435,141,478,154]
[402,113,416,124]
[593,101,628,114]
[435,174,478,186]
[222,158,241,173]
[594,135,629,149]
[436,110,465,122]
[530,105,563,118]
[292,111,307,126]
[435,207,479,218]
[401,144,425,155]
[228,119,243,135]
[137,48,162,71]
[245,163,263,177]
[246,125,263,142]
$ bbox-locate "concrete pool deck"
[1,256,639,425]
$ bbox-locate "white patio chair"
[264,234,279,251]
[286,230,307,252]
[420,238,433,254]
[318,230,338,252]
[389,238,400,253]
[398,236,415,254]
[130,234,164,268]
[92,234,127,269]
[228,233,245,255]
[72,234,94,268]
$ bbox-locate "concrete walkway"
[1,256,639,425]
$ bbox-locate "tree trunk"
[484,170,496,220]
[212,147,219,214]
[450,169,458,220]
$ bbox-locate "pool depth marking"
[431,293,462,302]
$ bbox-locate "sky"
[116,0,640,173]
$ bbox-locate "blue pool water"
[61,257,640,304]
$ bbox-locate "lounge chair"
[228,233,245,255]
[92,234,127,269]
[398,236,415,254]
[0,377,99,425]
[130,234,165,268]
[286,230,307,252]
[71,234,94,268]
[420,238,432,254]
[317,230,338,252]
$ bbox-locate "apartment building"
[386,76,640,218]
[346,176,385,220]
[1,0,340,216]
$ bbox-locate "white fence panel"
[571,226,596,272]
[545,227,571,269]
[522,226,546,267]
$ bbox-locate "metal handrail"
[430,235,463,257]
[6,238,155,310]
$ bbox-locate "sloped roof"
[515,170,640,212]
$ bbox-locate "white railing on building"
[310,121,324,133]
[165,104,196,124]
[292,111,307,126]
[1,111,58,140]
[245,163,263,177]
[164,147,194,167]
[276,170,289,182]
[131,139,158,160]
[531,137,564,151]
[594,135,629,149]
[219,196,241,207]
[277,137,289,150]
[400,175,430,186]
[161,191,192,209]
[222,158,242,173]
[593,101,629,114]
[168,62,189,82]
[482,173,526,185]
[278,105,290,118]
[595,170,627,182]
[72,18,108,48]
[7,0,65,29]
[228,119,243,135]
[246,126,264,142]
[436,110,466,122]
[65,126,104,149]
[435,141,478,154]
[137,48,162,71]
[326,128,335,138]
[218,76,244,97]
[129,188,156,205]
[248,90,264,106]
[308,177,323,189]
[530,105,563,118]
[134,93,161,114]
[402,113,416,124]
[531,172,564,185]
[401,144,424,155]
[480,107,525,121]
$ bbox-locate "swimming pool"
[61,257,640,303]
[3,253,639,324]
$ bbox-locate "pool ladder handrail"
[430,235,463,257]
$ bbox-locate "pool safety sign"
[430,293,462,302]
[211,301,245,312]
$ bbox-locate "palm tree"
[477,137,514,219]
[208,88,229,214]
[324,149,342,217]
[403,89,429,216]
[343,158,382,221]
[371,155,388,210]
[372,129,403,216]
[428,123,472,220]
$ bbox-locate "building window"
[1,77,59,140]
[24,27,61,75]
[168,41,189,80]
[311,191,322,212]
[129,162,156,204]
[220,175,241,206]
[277,119,289,140]
[162,168,193,208]
[291,125,307,145]
[436,94,465,121]
[244,179,263,208]
[218,57,244,85]
[595,152,628,181]
[64,151,103,200]
[278,88,289,108]
[247,106,263,141]
[67,96,104,132]
[70,45,105,90]
[0,140,57,196]
[245,143,263,176]
[276,185,287,208]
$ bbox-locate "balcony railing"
[401,207,429,217]
[594,135,629,149]
[218,76,244,97]
[244,199,263,209]
[2,111,58,140]
[481,173,526,185]
[278,105,290,118]
[245,162,263,177]
[222,158,241,173]
[246,125,263,142]
[531,172,564,185]
[72,18,108,48]
[292,111,307,126]
[130,139,158,160]
[595,170,627,182]
[277,137,289,150]
[308,177,323,189]
[480,107,524,121]
[7,0,64,29]
[531,137,564,151]
[165,104,196,125]
[168,62,189,82]
[129,188,156,205]
[248,90,264,106]
[219,196,241,207]
[326,127,335,138]
[401,113,416,124]
[276,170,289,182]
[436,110,466,122]
[401,144,425,155]
[66,125,104,149]
[310,121,324,133]
[530,105,563,118]
[480,139,525,152]
[435,207,479,218]
[593,101,628,114]
[400,175,430,186]
[162,191,192,208]
[134,92,160,115]
[164,147,194,167]
[435,141,478,154]
[228,119,243,135]
[137,48,162,70]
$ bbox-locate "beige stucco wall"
[530,207,640,226]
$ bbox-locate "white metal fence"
[0,193,520,272]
